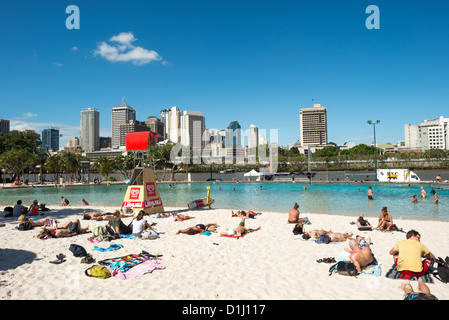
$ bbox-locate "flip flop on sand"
[49,254,66,264]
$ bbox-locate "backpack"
[329,261,357,277]
[85,265,111,279]
[93,226,108,238]
[18,221,34,231]
[292,223,304,235]
[143,229,159,240]
[69,244,87,257]
[430,256,449,283]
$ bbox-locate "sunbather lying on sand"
[231,210,262,218]
[40,219,89,238]
[176,223,219,235]
[221,218,261,238]
[302,229,353,242]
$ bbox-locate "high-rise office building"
[41,127,60,152]
[112,99,136,148]
[145,116,164,145]
[226,121,244,160]
[299,103,328,146]
[80,108,100,151]
[119,120,151,147]
[160,108,170,140]
[0,119,10,134]
[180,111,205,150]
[248,124,259,149]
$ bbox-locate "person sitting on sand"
[288,203,301,224]
[232,210,261,219]
[82,198,89,206]
[108,210,132,237]
[176,223,219,235]
[60,196,69,206]
[356,213,373,229]
[221,218,261,238]
[374,207,394,231]
[131,210,151,237]
[40,219,89,238]
[389,229,435,277]
[400,278,438,300]
[344,237,374,274]
[13,200,27,217]
[27,200,40,216]
[302,229,353,242]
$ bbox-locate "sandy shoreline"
[1,205,449,300]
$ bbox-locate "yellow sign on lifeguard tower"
[121,131,165,215]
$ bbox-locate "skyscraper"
[0,119,10,134]
[41,127,60,152]
[112,98,136,148]
[248,124,259,149]
[81,108,100,151]
[180,110,205,150]
[299,103,328,146]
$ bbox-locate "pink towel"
[108,260,165,279]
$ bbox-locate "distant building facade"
[0,119,10,134]
[80,108,100,152]
[404,116,449,151]
[41,127,60,152]
[112,99,136,148]
[300,103,328,147]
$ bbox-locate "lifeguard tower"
[121,131,165,215]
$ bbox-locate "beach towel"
[98,251,162,272]
[220,233,246,239]
[385,264,434,283]
[107,260,165,279]
[93,244,123,252]
[331,252,382,277]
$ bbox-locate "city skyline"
[2,1,449,148]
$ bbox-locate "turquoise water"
[0,182,447,221]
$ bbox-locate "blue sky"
[1,0,448,148]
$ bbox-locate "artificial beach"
[1,175,449,300]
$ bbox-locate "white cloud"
[17,112,38,119]
[94,32,163,66]
[53,62,64,67]
[71,46,79,51]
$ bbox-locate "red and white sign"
[129,187,141,200]
[145,182,156,197]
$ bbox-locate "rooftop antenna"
[122,97,127,106]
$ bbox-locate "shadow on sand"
[0,248,38,271]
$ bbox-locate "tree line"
[1,130,448,183]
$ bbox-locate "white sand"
[1,205,448,300]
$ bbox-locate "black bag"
[329,261,357,277]
[292,223,303,235]
[18,221,34,231]
[430,256,449,283]
[69,244,87,257]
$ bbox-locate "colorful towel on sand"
[98,252,162,272]
[385,264,434,283]
[220,233,246,239]
[106,260,165,279]
[93,244,123,252]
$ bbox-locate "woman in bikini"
[231,210,262,219]
[374,206,394,230]
[175,223,219,235]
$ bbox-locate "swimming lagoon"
[1,182,447,222]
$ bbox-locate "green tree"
[93,157,116,180]
[0,149,39,182]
